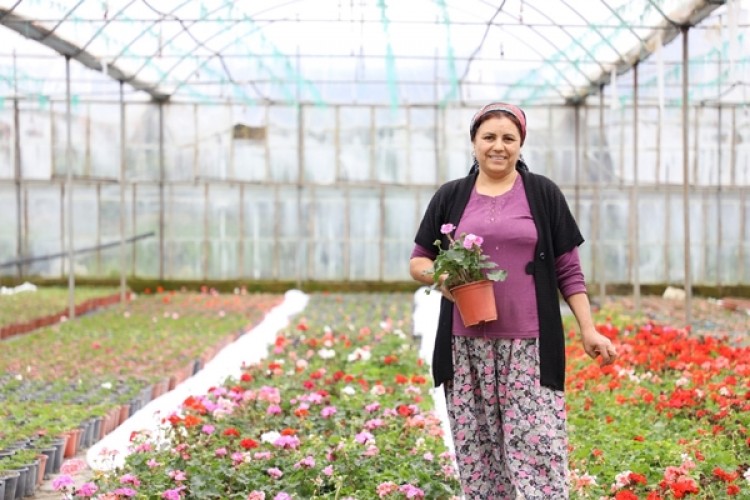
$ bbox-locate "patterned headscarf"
[468,102,528,174]
[469,102,527,146]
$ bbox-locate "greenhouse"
[1,0,749,499]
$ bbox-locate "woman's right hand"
[438,275,455,302]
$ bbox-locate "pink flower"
[247,492,266,500]
[76,482,98,497]
[119,474,141,487]
[266,404,282,415]
[365,402,381,413]
[365,418,385,430]
[377,482,399,497]
[52,475,74,490]
[215,447,228,457]
[320,406,337,418]
[267,467,283,479]
[273,494,291,500]
[462,233,483,249]
[168,470,187,481]
[294,455,316,469]
[147,459,160,469]
[399,484,425,499]
[201,424,215,434]
[440,223,455,234]
[161,487,185,500]
[112,488,137,497]
[355,431,375,444]
[273,435,301,449]
[423,452,434,461]
[323,465,334,476]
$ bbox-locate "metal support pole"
[681,27,692,324]
[631,64,640,311]
[296,104,304,288]
[158,102,165,280]
[597,87,606,305]
[12,51,22,278]
[119,81,127,302]
[65,56,75,319]
[573,103,581,219]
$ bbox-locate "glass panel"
[304,108,336,184]
[349,187,380,280]
[0,107,14,179]
[0,184,18,276]
[339,107,372,182]
[243,186,277,279]
[25,185,62,276]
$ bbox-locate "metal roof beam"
[0,7,170,101]
[574,0,724,104]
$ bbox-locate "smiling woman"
[410,101,617,498]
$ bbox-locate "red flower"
[223,427,240,437]
[397,404,413,417]
[713,467,739,482]
[633,435,645,442]
[628,472,647,485]
[183,415,201,428]
[727,484,741,496]
[296,322,308,331]
[241,373,253,382]
[281,428,296,436]
[615,491,638,500]
[395,374,408,385]
[240,438,258,449]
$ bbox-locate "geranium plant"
[428,223,507,291]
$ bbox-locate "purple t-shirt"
[411,174,586,339]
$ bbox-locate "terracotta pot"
[119,404,131,426]
[450,280,498,327]
[35,454,47,485]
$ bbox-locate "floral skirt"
[445,336,568,499]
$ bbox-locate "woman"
[409,102,617,499]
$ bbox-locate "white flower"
[744,468,750,484]
[675,376,690,387]
[342,386,356,395]
[347,347,371,362]
[101,382,112,389]
[14,374,23,381]
[317,348,336,359]
[261,431,281,444]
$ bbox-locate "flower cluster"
[87,294,461,498]
[428,223,506,290]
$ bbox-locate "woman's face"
[472,115,522,179]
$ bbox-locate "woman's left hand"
[581,329,617,366]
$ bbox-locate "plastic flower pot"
[0,471,19,500]
[450,280,498,327]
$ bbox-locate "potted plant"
[428,223,507,326]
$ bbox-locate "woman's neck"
[475,170,518,197]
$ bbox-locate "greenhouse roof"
[0,0,742,106]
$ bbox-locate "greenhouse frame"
[0,0,748,309]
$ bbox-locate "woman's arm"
[566,292,617,365]
[409,257,455,301]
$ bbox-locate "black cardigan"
[414,167,584,391]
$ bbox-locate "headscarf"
[469,102,528,174]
